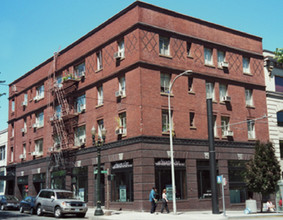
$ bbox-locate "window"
[76,95,86,113]
[12,100,15,112]
[206,82,215,100]
[219,84,227,102]
[162,109,172,132]
[74,125,86,146]
[97,119,104,140]
[221,116,230,136]
[247,119,255,139]
[204,47,213,65]
[213,115,217,137]
[11,123,14,137]
[245,89,253,107]
[160,73,171,93]
[56,75,63,88]
[187,42,192,57]
[11,147,13,162]
[55,105,62,119]
[23,143,26,157]
[118,76,126,96]
[97,51,103,71]
[277,111,283,126]
[275,76,283,93]
[159,36,170,56]
[74,62,85,78]
[36,84,44,99]
[228,161,249,204]
[243,57,250,73]
[189,112,195,128]
[24,93,28,106]
[23,118,27,133]
[35,139,43,155]
[217,50,225,67]
[197,160,218,199]
[36,111,44,128]
[118,112,127,134]
[97,86,103,106]
[118,39,125,58]
[188,77,193,92]
[280,141,283,159]
[0,146,5,161]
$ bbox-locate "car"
[0,195,20,210]
[34,189,88,218]
[19,196,36,214]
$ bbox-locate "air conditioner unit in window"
[21,101,27,107]
[224,130,233,137]
[115,127,124,135]
[19,154,26,159]
[222,96,231,102]
[115,90,123,98]
[114,51,123,60]
[21,128,26,133]
[81,71,85,77]
[33,123,38,128]
[80,104,86,112]
[221,61,229,68]
[79,138,86,145]
[33,96,39,102]
[31,151,38,156]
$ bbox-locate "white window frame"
[217,50,225,67]
[219,84,227,102]
[35,139,43,155]
[213,115,217,137]
[162,109,172,132]
[74,125,86,146]
[76,95,86,113]
[204,47,213,65]
[23,143,26,157]
[74,62,85,78]
[119,76,126,96]
[247,119,255,139]
[160,73,171,93]
[206,82,215,100]
[97,119,104,140]
[243,57,250,74]
[118,112,127,134]
[12,100,15,112]
[0,146,5,161]
[97,86,103,106]
[24,93,28,106]
[36,111,44,128]
[221,116,230,137]
[24,118,27,132]
[245,89,253,107]
[118,39,125,58]
[11,147,13,162]
[159,36,170,56]
[97,51,103,71]
[36,84,44,99]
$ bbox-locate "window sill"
[243,72,253,76]
[246,105,255,109]
[190,126,197,130]
[162,131,170,136]
[187,55,194,59]
[188,91,195,95]
[204,64,215,68]
[248,138,256,141]
[214,136,220,139]
[95,68,103,73]
[96,104,104,109]
[159,54,172,59]
[160,92,173,97]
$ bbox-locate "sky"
[0,0,282,131]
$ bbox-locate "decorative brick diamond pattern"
[86,53,96,74]
[172,38,186,60]
[253,58,262,76]
[227,52,241,73]
[125,32,138,55]
[104,44,116,67]
[193,44,203,66]
[140,30,158,55]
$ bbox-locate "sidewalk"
[85,208,283,220]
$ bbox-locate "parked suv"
[34,189,87,218]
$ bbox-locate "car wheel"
[20,206,24,213]
[54,206,63,218]
[77,213,86,218]
[36,205,43,216]
[1,204,5,211]
[30,207,34,215]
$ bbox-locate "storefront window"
[17,176,28,199]
[72,167,88,202]
[155,159,186,200]
[111,160,133,202]
[33,173,46,194]
[197,160,219,199]
[228,160,248,203]
[51,170,66,189]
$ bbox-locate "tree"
[244,141,281,212]
[275,48,283,64]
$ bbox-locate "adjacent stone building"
[7,1,268,211]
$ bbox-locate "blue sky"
[0,0,282,131]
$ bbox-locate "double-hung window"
[23,93,28,106]
[11,123,14,137]
[118,112,127,135]
[56,75,63,88]
[74,62,85,78]
[217,51,225,67]
[159,36,170,56]
[213,115,217,137]
[204,47,213,65]
[36,111,44,128]
[188,77,194,93]
[245,89,253,107]
[247,119,255,139]
[97,51,103,71]
[55,105,62,119]
[23,118,27,133]
[219,84,227,102]
[76,95,86,113]
[187,42,192,57]
[97,119,104,140]
[0,145,5,161]
[97,86,103,106]
[160,73,171,93]
[35,139,43,155]
[119,76,126,96]
[36,85,44,99]
[74,125,86,146]
[206,82,215,100]
[221,116,230,137]
[189,112,195,128]
[11,100,15,112]
[243,57,250,74]
[162,109,172,133]
[118,39,125,58]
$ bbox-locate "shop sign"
[155,159,185,167]
[112,161,132,170]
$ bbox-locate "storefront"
[51,170,66,189]
[71,167,88,202]
[33,173,46,194]
[17,176,28,199]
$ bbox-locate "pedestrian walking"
[160,188,169,213]
[149,187,157,214]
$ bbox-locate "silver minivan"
[35,189,87,218]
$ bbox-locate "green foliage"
[244,141,281,195]
[275,48,283,64]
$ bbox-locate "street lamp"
[91,126,107,216]
[168,70,192,214]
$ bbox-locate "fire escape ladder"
[54,85,69,116]
[53,118,69,150]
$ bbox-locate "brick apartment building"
[7,1,269,211]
